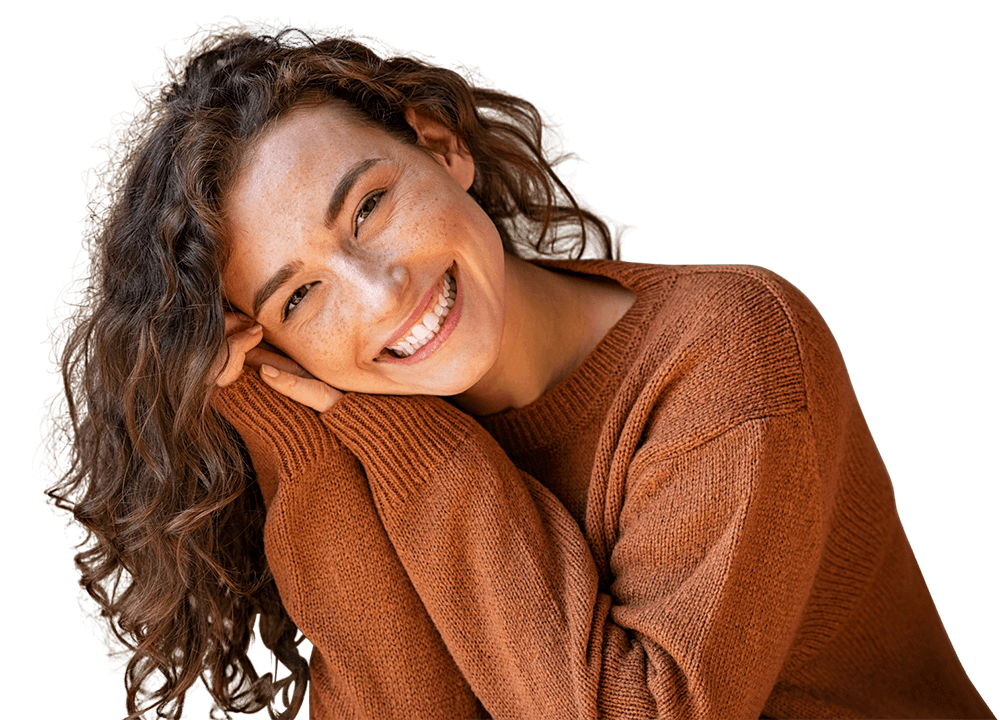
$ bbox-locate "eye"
[283,283,316,320]
[355,190,385,233]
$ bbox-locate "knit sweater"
[216,261,992,720]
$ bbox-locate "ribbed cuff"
[321,394,475,502]
[212,371,340,480]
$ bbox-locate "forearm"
[216,374,485,719]
[326,393,625,718]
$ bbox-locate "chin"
[419,345,500,398]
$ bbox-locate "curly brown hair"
[48,26,615,719]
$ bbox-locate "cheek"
[279,315,369,379]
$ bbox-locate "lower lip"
[377,269,463,365]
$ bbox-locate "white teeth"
[385,270,457,357]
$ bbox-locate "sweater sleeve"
[213,373,486,720]
[323,392,822,719]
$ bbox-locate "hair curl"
[48,26,615,719]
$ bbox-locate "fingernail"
[260,364,279,378]
[248,324,263,334]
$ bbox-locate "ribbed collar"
[476,260,673,452]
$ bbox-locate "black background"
[37,14,984,718]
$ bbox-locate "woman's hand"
[215,312,343,413]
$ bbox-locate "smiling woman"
[219,102,508,400]
[49,26,993,720]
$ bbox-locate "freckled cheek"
[289,323,370,378]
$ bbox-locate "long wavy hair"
[48,26,615,720]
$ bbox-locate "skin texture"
[218,103,634,414]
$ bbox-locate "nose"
[340,252,410,322]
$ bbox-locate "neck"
[452,256,632,416]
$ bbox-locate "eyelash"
[281,283,316,320]
[282,189,386,321]
[354,190,386,237]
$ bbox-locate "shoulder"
[535,259,852,452]
[646,264,807,332]
[582,262,845,455]
[664,264,836,383]
[585,260,819,388]
[541,259,820,339]
[658,265,811,437]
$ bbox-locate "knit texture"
[215,261,992,720]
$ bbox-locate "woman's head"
[115,27,613,391]
[223,100,507,396]
[51,26,613,719]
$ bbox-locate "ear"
[405,107,475,190]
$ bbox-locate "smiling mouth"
[383,269,457,358]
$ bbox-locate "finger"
[245,345,310,377]
[225,310,255,335]
[260,364,343,413]
[215,324,263,387]
[230,323,264,354]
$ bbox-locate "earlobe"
[405,107,475,191]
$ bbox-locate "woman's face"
[222,102,507,396]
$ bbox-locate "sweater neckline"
[474,259,672,452]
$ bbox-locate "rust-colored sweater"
[217,261,992,719]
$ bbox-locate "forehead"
[225,102,401,248]
[232,103,388,206]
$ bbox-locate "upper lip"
[382,267,449,350]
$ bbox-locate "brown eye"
[283,283,315,320]
[355,190,385,232]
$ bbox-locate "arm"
[322,394,823,719]
[214,373,485,719]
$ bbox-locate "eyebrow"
[252,260,303,318]
[250,158,384,318]
[324,157,383,228]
